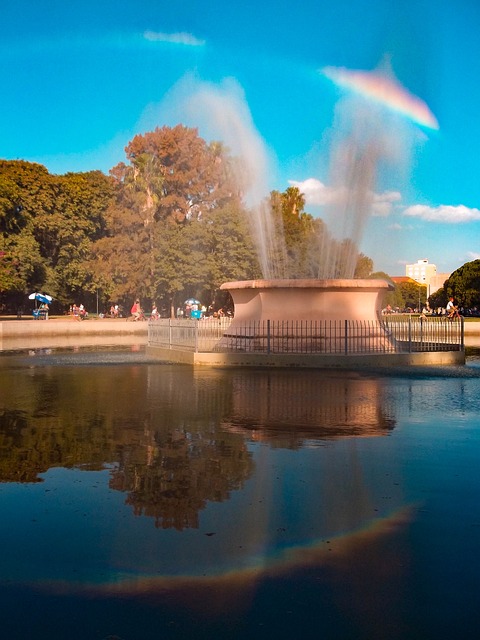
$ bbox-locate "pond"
[1,347,480,639]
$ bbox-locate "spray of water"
[182,78,287,279]
[317,98,405,278]
[149,72,411,280]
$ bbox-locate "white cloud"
[467,251,480,260]
[143,30,205,46]
[403,204,480,223]
[288,178,339,206]
[289,178,401,216]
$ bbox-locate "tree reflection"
[110,425,252,530]
[0,364,254,529]
[0,362,396,529]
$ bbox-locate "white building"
[405,259,450,296]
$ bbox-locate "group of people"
[69,303,88,320]
[63,298,230,320]
[382,298,462,319]
[109,304,120,318]
[105,298,231,321]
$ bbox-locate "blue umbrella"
[28,292,53,305]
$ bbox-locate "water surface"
[1,349,480,639]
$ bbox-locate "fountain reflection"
[222,370,395,446]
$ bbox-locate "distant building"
[405,259,450,296]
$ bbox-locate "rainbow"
[322,65,439,130]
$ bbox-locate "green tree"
[354,253,374,278]
[0,161,53,309]
[38,171,114,305]
[369,272,403,309]
[0,232,46,298]
[444,259,480,308]
[428,287,448,310]
[0,161,113,311]
[269,186,318,277]
[398,281,427,310]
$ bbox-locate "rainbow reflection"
[27,504,415,613]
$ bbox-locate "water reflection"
[0,365,255,529]
[0,365,398,528]
[222,370,395,445]
[2,356,480,639]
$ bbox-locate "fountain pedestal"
[218,278,394,353]
[220,279,393,324]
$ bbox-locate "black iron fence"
[148,316,464,355]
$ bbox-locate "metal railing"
[383,315,465,353]
[148,316,464,355]
[148,317,232,352]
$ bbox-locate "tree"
[444,259,480,308]
[0,161,54,309]
[0,161,114,310]
[148,203,260,316]
[428,287,448,311]
[268,186,375,280]
[91,126,250,313]
[354,253,374,278]
[124,125,236,222]
[89,192,153,304]
[269,186,319,278]
[369,272,403,309]
[39,171,114,305]
[190,204,260,301]
[398,281,427,310]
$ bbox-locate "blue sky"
[1,0,479,276]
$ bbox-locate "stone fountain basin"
[220,279,393,324]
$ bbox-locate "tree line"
[0,124,378,316]
[4,123,477,317]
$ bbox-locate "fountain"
[147,71,464,366]
[219,83,398,336]
[217,278,393,356]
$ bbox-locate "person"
[446,297,459,319]
[151,303,159,320]
[130,299,142,321]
